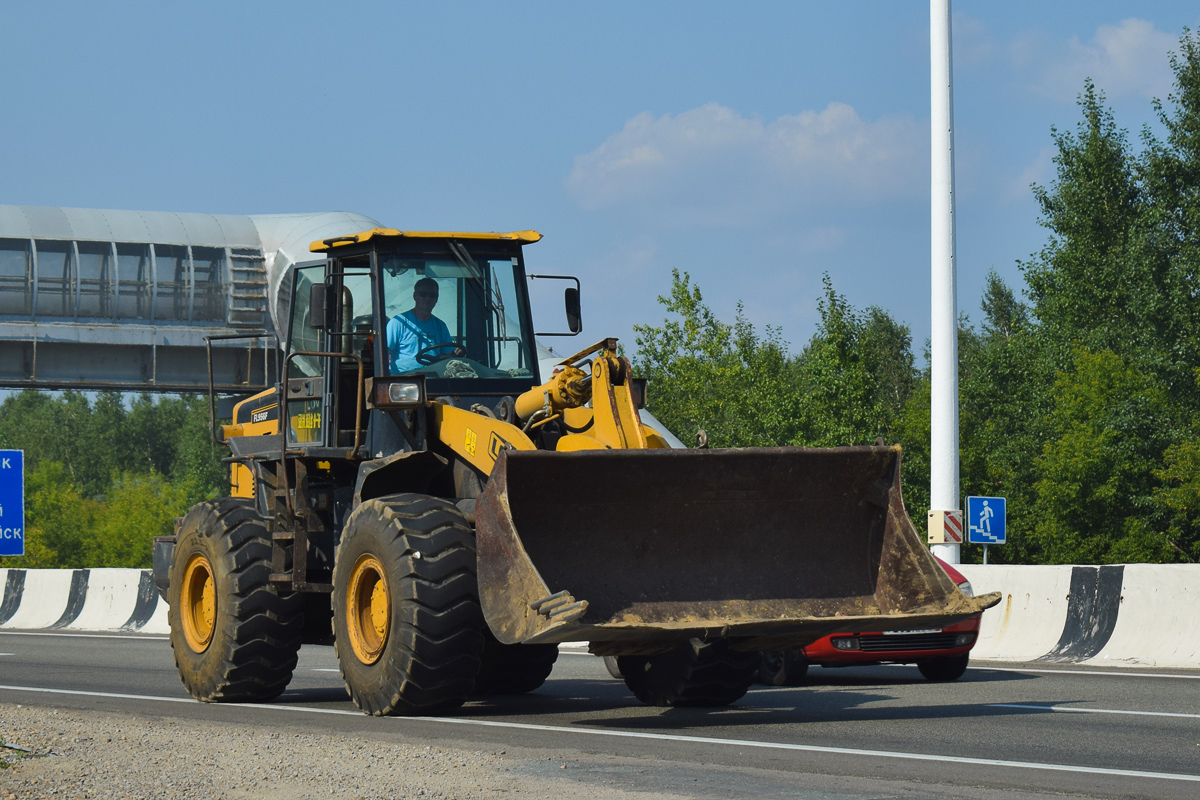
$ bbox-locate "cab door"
[330,256,375,448]
[284,263,329,446]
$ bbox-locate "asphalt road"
[1,630,1198,800]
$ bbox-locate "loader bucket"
[475,446,1000,655]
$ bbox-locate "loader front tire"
[472,630,558,695]
[618,639,759,707]
[168,498,303,702]
[333,494,485,715]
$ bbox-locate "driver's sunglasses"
[415,291,438,299]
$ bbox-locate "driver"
[386,277,463,373]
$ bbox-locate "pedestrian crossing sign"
[966,496,1006,545]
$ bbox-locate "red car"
[757,557,980,686]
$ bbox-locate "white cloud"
[1013,18,1176,103]
[567,102,924,225]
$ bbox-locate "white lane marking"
[0,684,1197,784]
[991,703,1200,720]
[0,653,12,656]
[974,666,1200,680]
[312,669,340,672]
[0,684,360,712]
[0,631,168,641]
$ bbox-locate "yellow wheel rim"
[180,553,216,652]
[347,554,389,664]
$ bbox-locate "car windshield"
[379,242,536,381]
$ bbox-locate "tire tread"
[169,498,303,703]
[333,493,485,715]
[619,640,759,707]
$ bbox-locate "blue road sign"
[0,450,24,557]
[966,495,1005,545]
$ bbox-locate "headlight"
[387,382,422,403]
[366,377,426,409]
[957,580,974,598]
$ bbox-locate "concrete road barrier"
[0,568,168,634]
[955,565,1075,662]
[958,563,1200,669]
[0,569,80,630]
[1,565,1197,669]
[1086,564,1200,668]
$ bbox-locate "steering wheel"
[415,342,459,365]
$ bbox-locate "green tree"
[1010,36,1200,564]
[955,274,1056,563]
[631,269,801,448]
[894,377,932,520]
[1024,81,1147,359]
[91,472,192,568]
[3,461,95,569]
[1140,29,1200,407]
[0,390,225,567]
[1030,350,1180,563]
[632,270,917,452]
[170,394,230,505]
[793,277,916,447]
[1150,439,1200,562]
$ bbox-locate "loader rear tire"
[333,494,485,715]
[618,639,759,707]
[168,498,303,702]
[472,630,559,695]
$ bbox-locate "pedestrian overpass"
[0,205,380,393]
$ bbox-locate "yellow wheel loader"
[153,227,998,715]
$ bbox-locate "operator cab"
[378,246,536,381]
[289,229,545,453]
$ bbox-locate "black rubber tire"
[472,630,559,695]
[332,493,485,715]
[603,655,624,679]
[918,654,970,682]
[168,498,303,702]
[617,640,760,707]
[757,649,809,687]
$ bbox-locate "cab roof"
[310,228,542,253]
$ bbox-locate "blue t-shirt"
[386,310,454,373]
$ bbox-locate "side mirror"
[565,287,582,334]
[308,284,327,329]
[528,274,583,337]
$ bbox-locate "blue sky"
[3,1,1197,359]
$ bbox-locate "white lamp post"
[929,0,961,563]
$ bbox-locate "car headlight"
[957,580,974,598]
